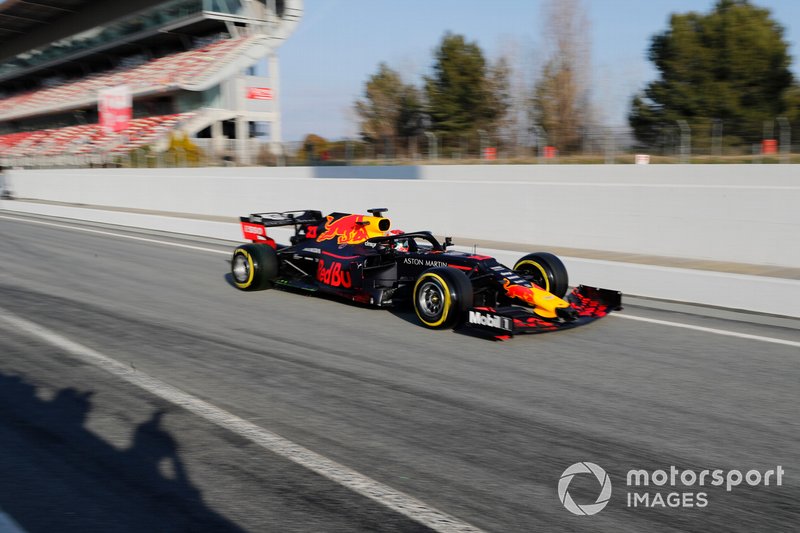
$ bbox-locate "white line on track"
[423,182,800,190]
[0,214,229,255]
[0,308,485,533]
[612,313,800,348]
[2,212,796,347]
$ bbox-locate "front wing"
[462,285,623,338]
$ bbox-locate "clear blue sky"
[278,0,800,142]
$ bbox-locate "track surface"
[0,212,798,532]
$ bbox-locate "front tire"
[231,244,279,291]
[413,267,473,329]
[513,252,569,298]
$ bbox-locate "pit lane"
[0,213,798,532]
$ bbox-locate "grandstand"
[0,0,303,167]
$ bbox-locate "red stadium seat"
[0,36,251,118]
[0,113,195,157]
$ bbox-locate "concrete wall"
[6,164,799,267]
[5,199,798,317]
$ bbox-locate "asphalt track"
[0,211,798,533]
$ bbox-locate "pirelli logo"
[468,311,512,331]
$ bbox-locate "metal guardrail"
[2,124,798,169]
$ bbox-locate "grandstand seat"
[0,112,195,159]
[0,36,250,119]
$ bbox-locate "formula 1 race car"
[230,209,622,338]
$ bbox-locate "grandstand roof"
[0,0,90,49]
[0,0,168,62]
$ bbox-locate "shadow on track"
[221,269,493,339]
[0,372,244,533]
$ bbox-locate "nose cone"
[531,286,570,318]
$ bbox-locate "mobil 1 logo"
[468,310,512,331]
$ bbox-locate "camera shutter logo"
[558,462,612,515]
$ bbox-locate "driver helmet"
[386,229,408,252]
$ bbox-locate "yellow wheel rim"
[514,259,550,292]
[413,273,452,327]
[232,249,255,289]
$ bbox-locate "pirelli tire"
[513,252,569,298]
[231,243,279,291]
[413,267,474,329]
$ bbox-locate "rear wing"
[241,210,324,227]
[239,210,324,246]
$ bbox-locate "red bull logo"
[503,278,537,305]
[315,214,389,244]
[503,278,568,319]
[317,259,352,288]
[317,215,372,245]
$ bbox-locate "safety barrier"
[4,164,798,268]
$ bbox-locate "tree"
[780,82,800,149]
[301,133,329,162]
[424,32,509,145]
[354,63,423,147]
[629,0,794,148]
[166,132,203,166]
[493,38,540,155]
[530,0,592,153]
[485,56,512,139]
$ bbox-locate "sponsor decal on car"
[403,257,448,268]
[316,259,352,288]
[491,265,525,280]
[241,223,265,237]
[468,310,513,331]
[503,279,539,305]
[317,215,372,244]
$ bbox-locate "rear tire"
[413,267,473,329]
[231,244,279,291]
[513,252,569,298]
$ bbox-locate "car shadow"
[386,307,423,327]
[222,271,238,289]
[222,270,500,340]
[0,371,245,532]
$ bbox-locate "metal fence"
[2,120,798,169]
